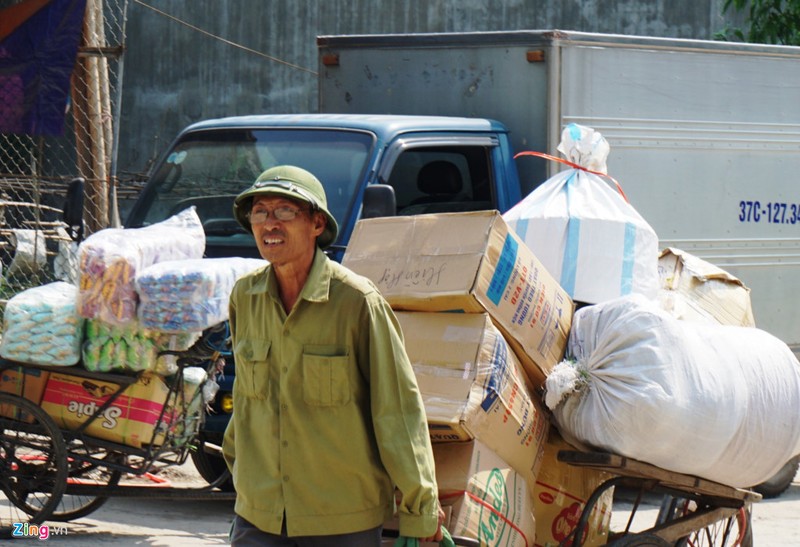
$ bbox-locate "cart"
[0,324,761,546]
[555,450,761,547]
[0,322,236,539]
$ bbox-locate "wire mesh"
[0,0,127,307]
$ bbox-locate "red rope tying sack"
[514,150,629,203]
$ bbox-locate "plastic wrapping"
[166,366,210,446]
[545,294,800,487]
[0,281,84,366]
[77,207,206,325]
[135,257,267,332]
[504,124,659,304]
[82,319,200,375]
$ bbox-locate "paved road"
[10,465,800,545]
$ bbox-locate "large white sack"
[545,294,800,487]
[504,124,659,304]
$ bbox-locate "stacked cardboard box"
[396,311,548,489]
[344,211,574,388]
[0,366,50,422]
[41,371,173,448]
[345,211,575,545]
[532,428,613,547]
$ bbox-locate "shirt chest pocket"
[302,347,351,407]
[234,338,271,398]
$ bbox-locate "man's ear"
[312,211,327,237]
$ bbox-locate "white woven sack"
[504,124,659,304]
[545,294,800,488]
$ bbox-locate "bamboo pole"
[84,0,109,229]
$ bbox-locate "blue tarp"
[0,0,87,136]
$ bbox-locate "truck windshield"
[128,128,374,244]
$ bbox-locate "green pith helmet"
[233,165,339,248]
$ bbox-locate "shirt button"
[281,403,288,411]
[282,440,288,448]
[283,475,290,482]
[282,366,288,373]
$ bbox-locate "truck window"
[387,146,493,215]
[127,128,374,247]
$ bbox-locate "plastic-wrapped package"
[135,257,267,332]
[163,366,210,447]
[0,281,83,366]
[545,294,800,487]
[77,207,206,325]
[82,319,200,375]
[504,124,659,304]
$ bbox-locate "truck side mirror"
[63,177,85,243]
[362,184,396,219]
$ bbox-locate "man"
[223,165,443,546]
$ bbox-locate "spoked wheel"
[610,533,672,546]
[0,393,68,538]
[190,433,234,491]
[660,496,752,547]
[41,444,123,521]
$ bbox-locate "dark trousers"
[230,515,383,547]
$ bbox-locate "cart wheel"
[0,393,68,538]
[662,497,752,547]
[43,446,123,521]
[609,533,672,546]
[190,433,234,491]
[751,455,799,499]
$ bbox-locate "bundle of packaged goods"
[0,209,239,448]
[657,247,756,327]
[343,210,574,388]
[395,311,549,489]
[77,207,206,325]
[135,257,267,332]
[0,281,84,366]
[503,124,659,306]
[82,320,199,375]
[545,294,800,488]
[345,211,576,545]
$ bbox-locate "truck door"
[377,138,498,216]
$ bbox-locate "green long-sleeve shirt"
[222,249,439,537]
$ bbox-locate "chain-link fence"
[0,0,127,304]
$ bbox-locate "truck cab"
[123,113,523,483]
[125,114,522,260]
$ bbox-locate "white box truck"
[318,29,800,357]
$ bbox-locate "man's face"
[249,195,325,266]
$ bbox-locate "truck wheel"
[751,456,799,499]
[190,435,234,492]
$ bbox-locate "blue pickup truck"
[122,113,525,485]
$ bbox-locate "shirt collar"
[246,248,331,304]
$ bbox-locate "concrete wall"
[119,0,742,179]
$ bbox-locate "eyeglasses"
[247,206,307,224]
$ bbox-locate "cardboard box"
[533,429,613,547]
[343,211,574,387]
[658,247,755,328]
[0,366,50,422]
[397,311,549,487]
[41,371,171,448]
[434,440,536,547]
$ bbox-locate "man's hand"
[421,503,446,542]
